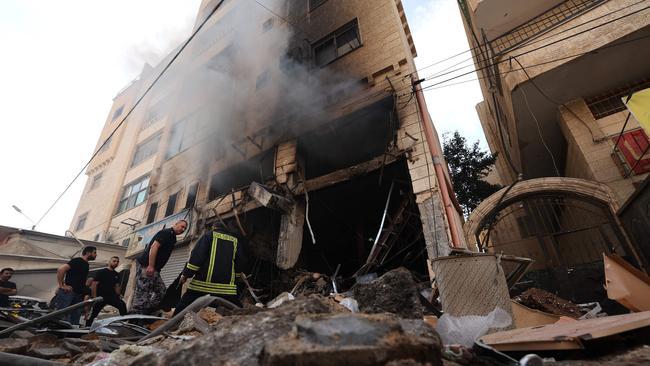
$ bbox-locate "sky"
[0,0,484,236]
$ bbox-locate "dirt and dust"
[350,267,424,319]
[515,288,585,318]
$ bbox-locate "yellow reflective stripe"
[189,279,236,289]
[207,233,218,281]
[186,263,199,271]
[187,283,237,295]
[214,232,238,243]
[230,241,238,285]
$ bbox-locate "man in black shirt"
[131,220,187,314]
[53,246,97,325]
[0,268,17,308]
[86,256,126,325]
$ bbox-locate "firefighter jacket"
[182,230,245,296]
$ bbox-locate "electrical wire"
[35,0,229,227]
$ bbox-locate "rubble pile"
[350,267,423,319]
[515,288,585,318]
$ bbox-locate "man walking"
[174,222,247,315]
[131,220,187,314]
[86,256,127,325]
[54,246,97,325]
[0,268,17,308]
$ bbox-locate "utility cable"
[35,0,228,227]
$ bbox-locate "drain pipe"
[411,75,462,248]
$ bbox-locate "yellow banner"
[624,88,650,135]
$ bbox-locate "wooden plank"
[511,300,561,329]
[481,311,650,351]
[605,254,650,312]
[305,154,400,193]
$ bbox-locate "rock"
[28,333,59,346]
[174,312,211,335]
[62,341,85,356]
[10,330,35,339]
[0,338,29,354]
[267,292,295,309]
[129,295,343,366]
[63,338,101,352]
[350,267,424,319]
[198,307,222,324]
[29,346,70,359]
[262,313,442,366]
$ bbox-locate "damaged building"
[458,0,650,305]
[68,0,465,304]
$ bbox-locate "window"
[166,118,201,159]
[75,212,88,231]
[313,19,360,67]
[165,192,179,217]
[131,133,161,168]
[143,102,165,130]
[112,105,124,121]
[146,202,158,224]
[185,183,199,209]
[309,0,327,11]
[256,70,271,90]
[116,175,150,214]
[98,135,112,154]
[90,172,103,190]
[263,18,274,32]
[585,78,650,119]
[121,238,131,248]
[93,233,100,241]
[207,45,235,73]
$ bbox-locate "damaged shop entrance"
[207,159,430,302]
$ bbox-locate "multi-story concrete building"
[69,0,466,301]
[459,0,650,303]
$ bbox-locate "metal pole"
[366,180,395,264]
[0,297,103,337]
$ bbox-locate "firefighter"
[174,222,247,315]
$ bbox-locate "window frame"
[75,212,89,232]
[130,133,162,168]
[312,19,361,68]
[146,201,159,224]
[90,172,103,191]
[115,175,150,215]
[309,0,327,12]
[112,105,124,121]
[185,183,199,209]
[165,192,179,217]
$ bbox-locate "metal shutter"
[160,245,190,286]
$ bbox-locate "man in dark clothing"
[131,220,187,314]
[54,246,97,325]
[86,256,127,325]
[174,223,247,315]
[0,268,17,308]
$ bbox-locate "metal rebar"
[0,297,103,337]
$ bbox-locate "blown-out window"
[313,19,361,67]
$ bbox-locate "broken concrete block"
[9,330,35,339]
[267,292,295,309]
[262,313,442,366]
[63,337,101,352]
[27,333,58,346]
[350,267,423,319]
[29,346,69,359]
[0,338,29,354]
[62,341,85,356]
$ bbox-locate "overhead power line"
[35,0,229,228]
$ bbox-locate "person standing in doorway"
[0,268,17,308]
[86,256,127,325]
[54,246,97,325]
[131,220,187,314]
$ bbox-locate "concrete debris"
[516,288,585,318]
[29,346,70,359]
[197,307,222,324]
[350,267,424,319]
[10,329,36,339]
[262,313,442,366]
[266,292,295,309]
[0,337,30,353]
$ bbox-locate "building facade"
[459,0,650,303]
[69,0,465,300]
